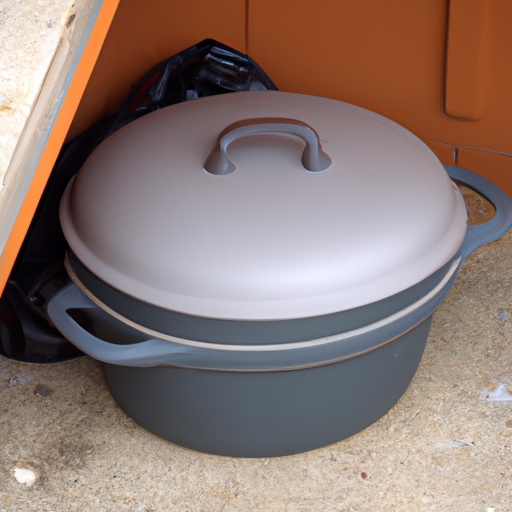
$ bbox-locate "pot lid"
[60,91,467,320]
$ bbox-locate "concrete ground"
[2,2,511,509]
[1,191,511,512]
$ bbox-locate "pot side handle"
[47,281,195,367]
[204,118,332,175]
[445,165,512,261]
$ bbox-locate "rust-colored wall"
[246,0,512,194]
[68,0,246,137]
[249,0,448,133]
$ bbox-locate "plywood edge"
[0,0,120,294]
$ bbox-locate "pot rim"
[66,253,460,353]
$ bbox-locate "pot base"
[101,318,431,458]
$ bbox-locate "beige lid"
[60,91,467,320]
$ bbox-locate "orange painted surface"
[457,148,512,198]
[68,0,246,138]
[444,0,492,120]
[247,0,512,195]
[0,0,120,295]
[248,1,449,132]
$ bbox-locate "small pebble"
[35,384,52,397]
[14,468,38,487]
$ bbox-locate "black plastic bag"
[0,39,277,362]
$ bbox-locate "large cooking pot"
[48,91,512,457]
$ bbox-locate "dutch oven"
[48,91,512,457]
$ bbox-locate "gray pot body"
[102,318,431,458]
[60,253,438,457]
[47,163,512,458]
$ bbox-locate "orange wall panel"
[247,0,512,194]
[444,0,492,120]
[247,0,448,131]
[456,148,512,198]
[68,0,247,138]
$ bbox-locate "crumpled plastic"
[479,380,512,402]
[1,39,277,363]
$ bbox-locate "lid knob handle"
[204,118,332,175]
